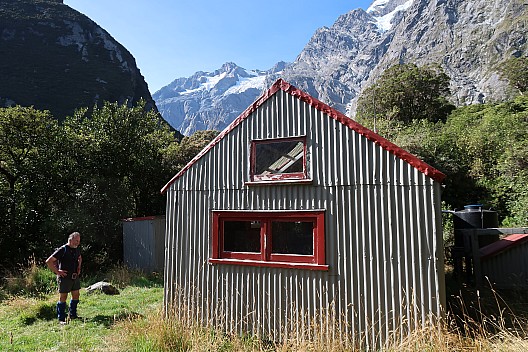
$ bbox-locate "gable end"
[161,79,446,194]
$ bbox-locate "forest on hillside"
[1,58,527,274]
[356,59,528,231]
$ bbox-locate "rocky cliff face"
[279,7,386,114]
[284,0,527,115]
[155,0,527,134]
[0,0,156,119]
[153,62,288,135]
[369,0,527,106]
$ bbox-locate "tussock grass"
[1,263,528,351]
[107,309,528,352]
[108,289,528,352]
[93,263,163,289]
[109,306,272,352]
[2,257,56,297]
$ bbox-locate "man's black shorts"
[58,277,81,293]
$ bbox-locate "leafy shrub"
[3,258,56,296]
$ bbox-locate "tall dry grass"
[2,256,56,296]
[5,260,524,351]
[108,307,270,352]
[109,309,528,351]
[109,287,528,352]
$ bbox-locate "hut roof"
[161,79,446,194]
[480,233,528,260]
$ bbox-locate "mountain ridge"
[153,62,287,135]
[154,0,527,135]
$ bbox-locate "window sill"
[245,179,313,186]
[209,258,329,271]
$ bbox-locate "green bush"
[24,261,56,295]
[3,258,56,296]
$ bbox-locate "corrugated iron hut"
[122,216,165,272]
[161,79,446,347]
[480,233,528,288]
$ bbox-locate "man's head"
[68,232,81,248]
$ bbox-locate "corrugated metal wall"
[482,242,528,288]
[123,216,165,272]
[164,90,445,347]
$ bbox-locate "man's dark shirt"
[51,245,80,277]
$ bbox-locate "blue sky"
[63,1,373,93]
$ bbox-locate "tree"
[168,130,219,170]
[60,101,181,268]
[0,106,65,266]
[500,56,528,95]
[0,101,218,272]
[386,95,528,226]
[356,63,454,124]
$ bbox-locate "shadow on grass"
[90,311,144,327]
[21,305,145,328]
[20,302,56,325]
[130,275,163,288]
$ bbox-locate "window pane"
[223,221,261,253]
[255,140,304,175]
[271,221,313,255]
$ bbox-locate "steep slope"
[0,0,156,119]
[279,7,387,114]
[285,0,526,114]
[368,0,528,106]
[153,62,288,135]
[154,0,527,134]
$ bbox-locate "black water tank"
[453,204,499,248]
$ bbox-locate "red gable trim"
[161,79,446,194]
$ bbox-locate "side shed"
[480,233,528,288]
[122,216,165,272]
[161,79,446,347]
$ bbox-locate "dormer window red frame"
[249,136,309,183]
[210,211,328,271]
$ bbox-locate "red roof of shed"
[161,79,446,194]
[480,233,528,260]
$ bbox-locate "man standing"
[46,232,82,324]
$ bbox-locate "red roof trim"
[161,79,446,194]
[480,233,528,260]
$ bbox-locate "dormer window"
[249,136,309,183]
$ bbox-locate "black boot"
[69,299,80,319]
[57,301,67,324]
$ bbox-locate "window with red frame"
[210,211,327,270]
[250,137,308,182]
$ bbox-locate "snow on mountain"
[368,0,414,31]
[153,62,286,135]
[224,74,268,95]
[154,0,526,135]
[179,73,228,96]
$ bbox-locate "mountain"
[0,0,156,119]
[153,62,287,136]
[365,0,527,107]
[155,0,527,135]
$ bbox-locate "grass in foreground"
[1,264,528,351]
[0,264,164,352]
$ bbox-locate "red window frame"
[210,211,328,271]
[249,136,309,183]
